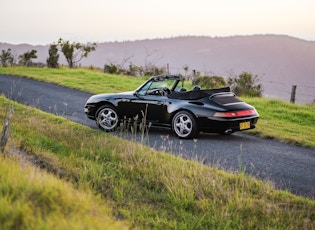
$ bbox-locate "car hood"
[86,91,135,103]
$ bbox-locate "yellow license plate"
[239,121,250,130]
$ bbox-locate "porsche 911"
[84,75,259,139]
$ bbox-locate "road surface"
[1,74,314,199]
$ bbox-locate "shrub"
[192,75,226,89]
[228,72,262,97]
[104,63,119,74]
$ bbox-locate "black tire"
[95,105,119,132]
[172,111,199,139]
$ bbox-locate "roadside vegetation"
[1,96,315,229]
[0,153,130,230]
[0,66,314,148]
[245,97,315,148]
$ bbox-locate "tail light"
[214,109,258,118]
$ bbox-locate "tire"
[172,111,199,139]
[95,105,119,132]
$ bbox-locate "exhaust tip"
[224,129,233,135]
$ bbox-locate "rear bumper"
[198,116,259,133]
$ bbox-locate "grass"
[0,66,314,148]
[1,96,315,229]
[0,155,130,230]
[0,66,146,94]
[245,97,315,148]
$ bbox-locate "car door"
[116,96,147,120]
[140,95,169,124]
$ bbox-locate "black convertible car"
[84,75,259,139]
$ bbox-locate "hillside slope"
[1,35,315,103]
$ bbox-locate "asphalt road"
[1,74,314,199]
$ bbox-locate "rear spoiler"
[203,87,231,96]
[209,92,235,99]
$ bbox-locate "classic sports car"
[84,75,259,139]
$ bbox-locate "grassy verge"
[0,156,129,230]
[0,66,146,94]
[0,66,314,148]
[1,96,315,229]
[245,97,315,148]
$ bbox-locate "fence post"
[290,85,297,103]
[0,107,14,154]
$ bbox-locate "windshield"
[137,76,183,96]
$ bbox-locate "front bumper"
[84,104,97,120]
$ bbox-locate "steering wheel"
[160,87,171,96]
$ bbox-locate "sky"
[1,0,315,45]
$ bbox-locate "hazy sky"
[1,0,315,45]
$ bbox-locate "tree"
[143,48,163,74]
[227,72,262,97]
[58,38,97,68]
[18,50,37,66]
[46,44,59,68]
[0,49,14,67]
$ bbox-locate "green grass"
[0,155,130,230]
[1,66,314,148]
[245,97,315,148]
[1,96,315,229]
[0,66,146,93]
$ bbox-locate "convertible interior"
[168,87,231,100]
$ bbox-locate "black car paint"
[84,75,259,136]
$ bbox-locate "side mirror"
[134,91,144,99]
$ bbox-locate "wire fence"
[263,80,315,104]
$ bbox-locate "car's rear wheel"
[172,111,199,139]
[96,105,119,132]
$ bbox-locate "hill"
[1,35,315,103]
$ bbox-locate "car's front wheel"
[172,111,199,139]
[95,105,119,132]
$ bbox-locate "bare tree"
[118,52,134,72]
[144,48,163,73]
